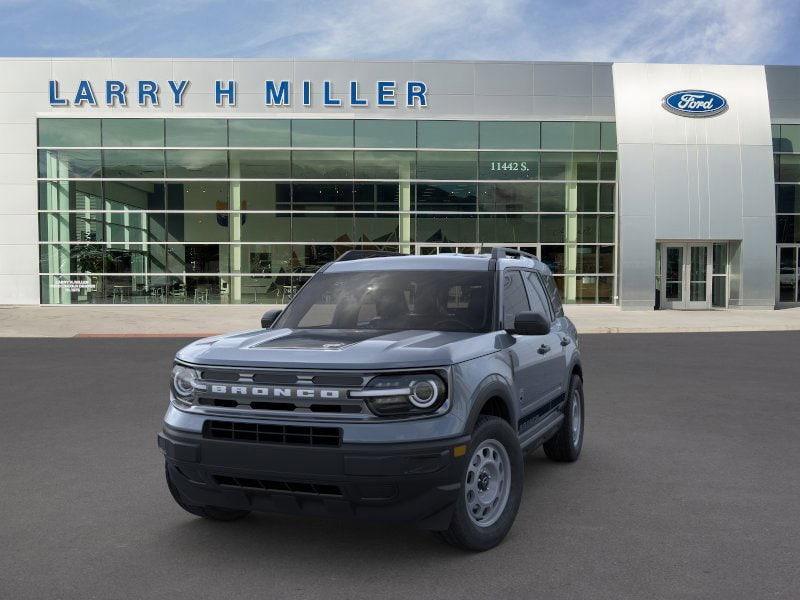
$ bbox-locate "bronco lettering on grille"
[209,384,342,400]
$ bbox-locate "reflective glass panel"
[38,149,102,178]
[416,151,477,179]
[355,213,400,243]
[354,183,402,211]
[478,214,538,243]
[105,181,166,211]
[778,155,800,182]
[103,150,164,178]
[292,150,353,178]
[540,122,574,150]
[415,214,477,243]
[415,183,477,212]
[479,122,540,149]
[779,125,800,153]
[291,120,353,147]
[354,151,415,179]
[417,121,478,149]
[540,153,570,180]
[229,119,290,147]
[102,119,164,147]
[776,185,800,213]
[600,123,617,151]
[577,183,598,212]
[239,181,291,211]
[229,150,291,179]
[292,213,355,243]
[165,119,227,147]
[167,212,230,243]
[165,150,227,178]
[39,119,100,147]
[540,245,565,274]
[540,215,566,243]
[354,120,416,148]
[38,181,104,211]
[166,182,229,211]
[599,183,615,212]
[292,183,354,211]
[576,245,597,273]
[478,183,538,212]
[573,122,601,150]
[539,183,566,212]
[240,213,292,242]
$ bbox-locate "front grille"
[204,420,342,447]
[213,475,343,497]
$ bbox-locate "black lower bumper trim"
[159,424,469,530]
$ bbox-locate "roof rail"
[484,247,538,261]
[336,249,404,262]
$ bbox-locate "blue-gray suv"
[158,248,584,551]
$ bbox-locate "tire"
[543,374,584,462]
[437,415,523,551]
[165,463,250,522]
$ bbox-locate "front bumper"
[158,423,469,530]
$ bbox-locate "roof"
[325,251,546,274]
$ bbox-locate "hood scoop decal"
[254,329,388,350]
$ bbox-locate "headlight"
[171,364,200,406]
[351,373,447,417]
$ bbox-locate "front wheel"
[543,374,584,462]
[437,415,523,551]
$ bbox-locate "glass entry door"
[660,243,712,309]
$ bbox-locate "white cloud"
[227,0,794,64]
[0,0,795,64]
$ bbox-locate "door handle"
[537,344,551,355]
[560,337,570,347]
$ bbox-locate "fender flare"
[463,374,517,434]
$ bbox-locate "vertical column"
[399,161,412,254]
[563,161,578,302]
[45,157,72,304]
[229,157,242,304]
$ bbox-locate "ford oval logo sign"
[662,90,728,117]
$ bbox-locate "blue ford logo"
[662,90,728,117]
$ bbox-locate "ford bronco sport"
[158,247,584,551]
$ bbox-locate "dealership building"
[1,58,799,310]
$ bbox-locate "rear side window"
[541,273,564,318]
[522,271,552,319]
[502,271,531,328]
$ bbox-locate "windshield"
[274,270,495,333]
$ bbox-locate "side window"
[522,271,551,319]
[502,271,531,327]
[541,273,564,318]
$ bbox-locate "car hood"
[176,328,501,370]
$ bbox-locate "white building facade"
[1,58,798,309]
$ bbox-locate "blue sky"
[1,0,798,65]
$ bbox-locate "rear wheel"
[543,374,584,462]
[437,415,523,551]
[165,463,250,521]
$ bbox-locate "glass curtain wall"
[774,124,800,304]
[37,118,617,304]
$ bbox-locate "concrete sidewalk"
[2,304,800,337]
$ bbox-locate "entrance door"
[660,243,712,309]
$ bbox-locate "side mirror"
[510,311,551,336]
[260,309,282,329]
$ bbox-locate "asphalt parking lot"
[2,332,799,600]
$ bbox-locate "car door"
[522,271,567,408]
[501,270,553,416]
